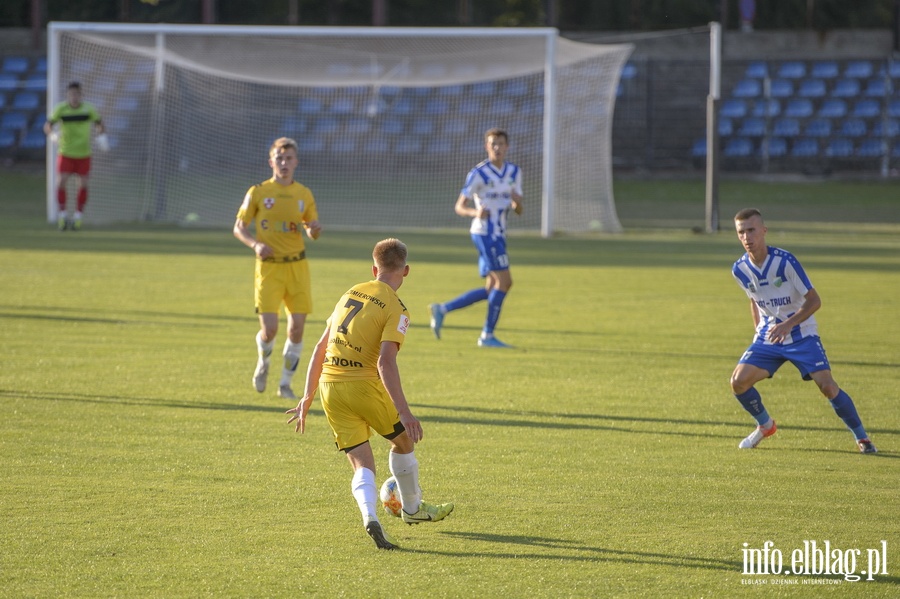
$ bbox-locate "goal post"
[46,23,632,235]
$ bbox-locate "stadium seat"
[863,78,888,97]
[831,79,861,98]
[427,138,453,154]
[410,117,434,135]
[0,129,14,149]
[839,118,867,137]
[471,81,495,97]
[856,139,884,157]
[720,99,747,119]
[520,99,543,115]
[70,59,95,76]
[20,130,45,150]
[10,92,41,110]
[502,79,529,97]
[745,61,768,79]
[133,60,155,75]
[1,56,29,74]
[804,118,832,137]
[380,117,405,135]
[442,117,468,136]
[280,116,307,134]
[769,79,794,98]
[797,79,827,98]
[329,98,355,115]
[738,117,766,137]
[23,74,47,91]
[94,77,118,94]
[104,114,130,132]
[724,137,754,157]
[491,99,515,115]
[890,100,900,117]
[784,98,814,118]
[851,99,881,119]
[0,93,5,109]
[363,138,390,154]
[691,138,706,158]
[330,138,358,153]
[298,97,323,113]
[438,85,464,96]
[810,61,839,79]
[894,142,900,157]
[123,77,150,93]
[772,117,800,137]
[102,58,128,75]
[790,138,819,157]
[733,79,761,98]
[113,96,139,112]
[718,117,733,136]
[0,73,18,91]
[424,98,449,115]
[818,99,848,119]
[766,137,788,157]
[752,98,781,118]
[34,56,47,73]
[0,111,28,131]
[825,138,854,157]
[388,97,413,115]
[621,62,637,79]
[458,97,481,115]
[395,138,422,153]
[887,62,900,79]
[844,60,874,79]
[344,117,370,135]
[777,61,806,79]
[872,119,900,137]
[298,135,326,153]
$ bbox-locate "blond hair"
[269,137,298,157]
[373,238,408,272]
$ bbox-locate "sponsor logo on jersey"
[298,200,305,213]
[264,197,275,209]
[773,276,783,288]
[397,314,410,335]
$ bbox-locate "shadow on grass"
[0,304,244,327]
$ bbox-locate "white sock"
[389,450,421,514]
[256,331,274,364]
[280,339,302,387]
[351,467,378,525]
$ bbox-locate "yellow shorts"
[320,380,402,450]
[254,259,312,314]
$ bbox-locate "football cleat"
[71,218,82,231]
[277,385,296,400]
[57,216,67,231]
[477,336,512,349]
[365,520,398,550]
[429,304,444,340]
[401,501,454,525]
[738,420,777,449]
[857,438,877,454]
[252,360,268,393]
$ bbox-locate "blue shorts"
[738,335,831,381]
[471,234,510,277]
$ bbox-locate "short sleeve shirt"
[236,178,318,260]
[48,101,101,158]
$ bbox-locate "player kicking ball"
[730,208,876,454]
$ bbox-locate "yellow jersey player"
[286,239,454,550]
[233,137,322,400]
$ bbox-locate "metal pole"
[705,22,721,233]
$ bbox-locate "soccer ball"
[380,476,402,518]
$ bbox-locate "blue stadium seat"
[520,99,543,115]
[691,138,707,158]
[888,62,900,79]
[364,138,390,154]
[442,117,468,135]
[1,56,29,74]
[890,100,900,117]
[0,129,14,148]
[851,99,881,118]
[427,138,453,154]
[894,142,900,157]
[329,98,355,115]
[784,98,814,118]
[438,85,464,96]
[458,98,481,115]
[331,138,358,154]
[471,82,495,97]
[0,93,5,109]
[797,79,827,98]
[102,58,128,75]
[872,119,900,137]
[70,59,94,76]
[752,99,781,118]
[388,96,413,115]
[733,79,761,98]
[760,137,787,158]
[491,99,515,115]
[825,138,854,157]
[380,118,405,135]
[113,96,139,112]
[34,56,47,73]
[772,117,800,137]
[0,73,18,91]
[810,61,839,79]
[724,137,754,157]
[410,117,434,135]
[424,98,449,115]
[298,135,326,153]
[856,139,884,157]
[280,116,307,134]
[123,77,149,93]
[839,118,867,137]
[10,92,41,110]
[791,138,819,157]
[777,61,806,79]
[844,60,874,79]
[818,99,848,119]
[298,98,323,113]
[718,117,733,136]
[0,111,28,131]
[20,130,45,150]
[804,119,832,137]
[502,79,529,97]
[745,61,768,79]
[769,79,794,98]
[315,117,341,134]
[104,114,130,132]
[720,98,747,119]
[395,138,422,153]
[621,63,637,79]
[23,74,46,91]
[863,79,888,97]
[831,79,861,98]
[738,117,766,137]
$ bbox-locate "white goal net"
[47,23,632,234]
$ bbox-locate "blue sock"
[443,288,489,313]
[735,387,771,426]
[483,289,507,335]
[829,389,867,440]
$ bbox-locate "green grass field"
[1,168,898,597]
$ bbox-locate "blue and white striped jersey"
[732,246,817,345]
[461,160,522,239]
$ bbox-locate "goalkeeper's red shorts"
[57,155,91,176]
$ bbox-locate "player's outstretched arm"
[286,326,329,433]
